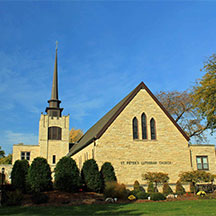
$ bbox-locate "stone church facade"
[12,49,216,188]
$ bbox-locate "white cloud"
[0,130,38,155]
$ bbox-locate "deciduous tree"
[192,54,216,132]
[69,128,83,143]
[156,91,208,143]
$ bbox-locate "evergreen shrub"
[11,160,29,192]
[150,192,166,201]
[175,181,186,195]
[54,157,80,192]
[104,181,128,200]
[162,182,173,196]
[136,191,149,200]
[147,181,154,193]
[133,180,145,192]
[100,162,117,183]
[27,157,52,192]
[81,159,103,192]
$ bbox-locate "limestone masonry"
[12,49,216,188]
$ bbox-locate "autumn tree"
[192,54,216,132]
[156,91,208,143]
[69,128,83,143]
[179,170,215,194]
[142,172,169,191]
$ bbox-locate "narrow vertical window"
[92,149,94,159]
[132,117,139,139]
[53,155,56,164]
[141,113,147,139]
[150,118,156,140]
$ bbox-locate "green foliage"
[31,192,49,204]
[190,182,196,193]
[27,157,52,192]
[103,181,128,200]
[136,191,149,200]
[150,192,166,201]
[163,182,173,196]
[147,181,154,193]
[4,190,23,206]
[54,157,80,192]
[192,54,216,131]
[133,180,145,192]
[175,181,186,195]
[100,162,117,183]
[11,160,29,192]
[0,154,12,164]
[81,159,103,192]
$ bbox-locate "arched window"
[48,126,62,140]
[141,113,147,139]
[150,118,156,140]
[132,117,139,139]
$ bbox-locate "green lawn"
[0,200,216,216]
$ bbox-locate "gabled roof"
[67,82,189,157]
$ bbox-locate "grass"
[1,199,216,216]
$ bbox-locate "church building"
[12,48,216,188]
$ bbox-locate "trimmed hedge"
[54,157,80,192]
[100,162,117,183]
[27,157,52,192]
[81,159,103,192]
[11,160,29,192]
[150,192,166,201]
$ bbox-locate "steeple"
[45,44,63,117]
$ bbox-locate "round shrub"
[175,181,186,195]
[136,191,149,200]
[100,162,117,183]
[163,182,173,196]
[11,160,29,192]
[150,192,166,201]
[81,159,103,192]
[104,181,128,200]
[27,157,52,192]
[54,157,80,192]
[147,181,154,193]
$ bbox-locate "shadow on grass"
[0,203,144,216]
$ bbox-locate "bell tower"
[38,45,69,168]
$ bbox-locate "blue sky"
[0,1,216,154]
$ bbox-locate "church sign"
[120,161,172,165]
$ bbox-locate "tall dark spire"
[45,44,63,117]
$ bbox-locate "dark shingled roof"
[67,82,189,157]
